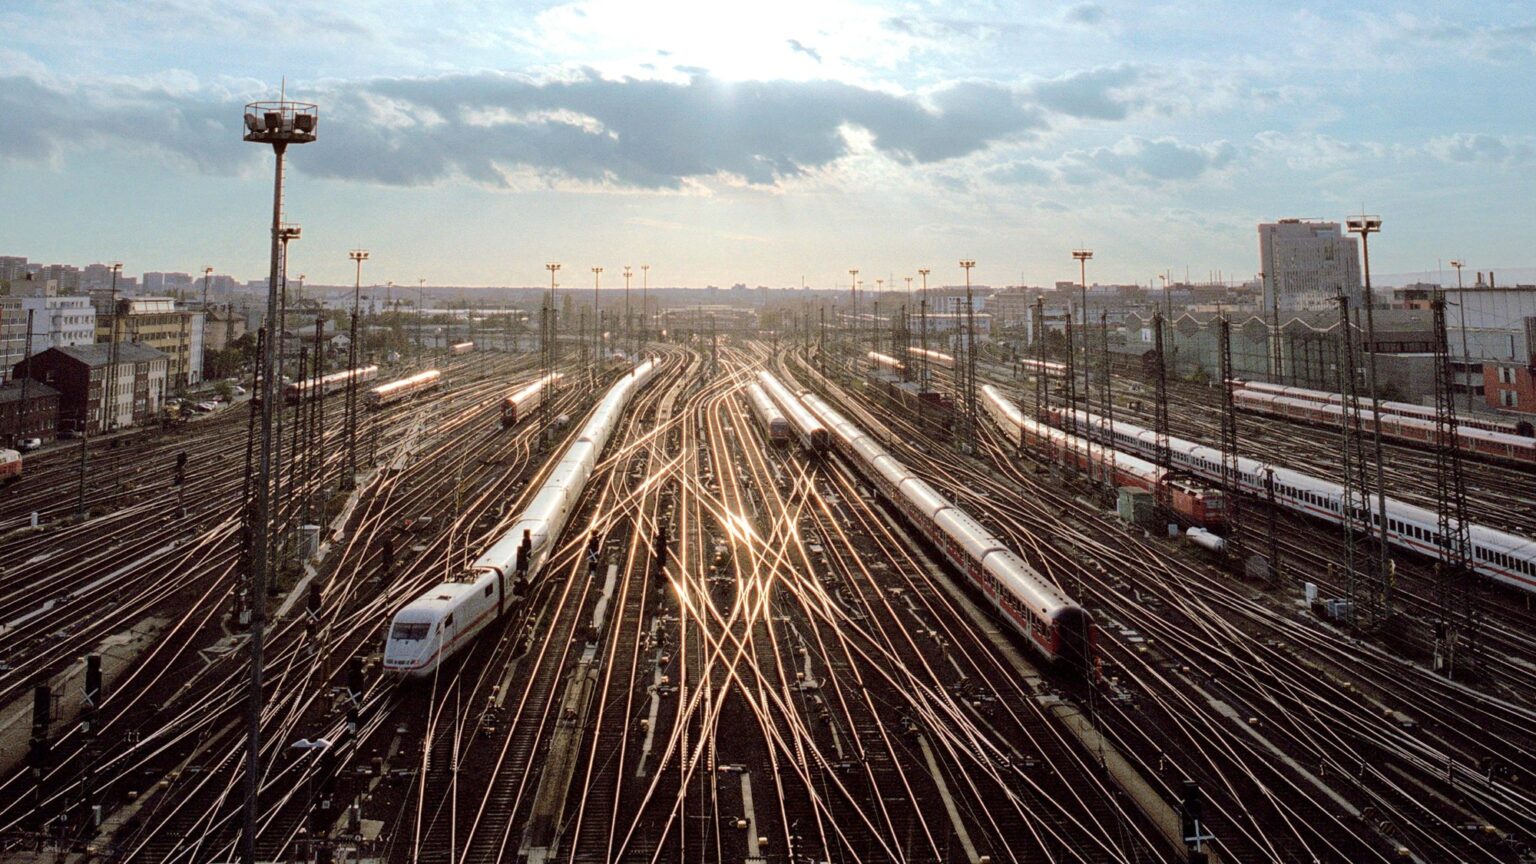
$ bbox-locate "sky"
[2,0,1533,290]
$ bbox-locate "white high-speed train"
[802,392,1093,664]
[1050,405,1536,594]
[383,358,659,677]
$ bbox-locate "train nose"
[382,640,430,675]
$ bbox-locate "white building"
[1258,220,1362,313]
[15,294,97,353]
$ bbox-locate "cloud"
[1250,130,1390,170]
[991,135,1236,187]
[1063,3,1108,26]
[1029,65,1144,121]
[0,67,1063,190]
[786,39,821,63]
[1426,133,1533,166]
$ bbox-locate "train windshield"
[391,622,431,640]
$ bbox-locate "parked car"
[16,438,42,451]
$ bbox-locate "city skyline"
[2,1,1533,288]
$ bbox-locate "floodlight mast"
[240,95,317,864]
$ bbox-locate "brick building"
[12,343,169,435]
[0,381,60,445]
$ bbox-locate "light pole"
[1073,248,1094,482]
[1346,214,1390,584]
[1449,259,1472,413]
[848,269,859,356]
[345,249,369,486]
[202,266,213,312]
[959,259,976,440]
[591,266,603,371]
[240,93,316,864]
[545,263,560,399]
[640,264,650,353]
[623,265,633,357]
[917,268,931,390]
[416,278,426,366]
[101,262,123,433]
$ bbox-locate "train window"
[391,622,430,640]
[484,584,494,597]
[443,614,454,628]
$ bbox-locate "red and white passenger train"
[801,391,1094,665]
[906,346,954,369]
[758,371,830,452]
[1229,382,1536,467]
[281,365,379,404]
[745,381,790,445]
[365,369,442,408]
[501,372,563,427]
[981,386,1226,528]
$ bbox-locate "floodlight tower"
[1073,248,1094,478]
[848,269,859,357]
[959,259,977,443]
[202,266,214,311]
[345,249,369,485]
[545,263,560,402]
[101,263,123,432]
[1346,214,1389,580]
[591,266,603,371]
[240,92,316,864]
[623,265,633,357]
[640,264,650,352]
[1449,259,1472,412]
[917,268,931,389]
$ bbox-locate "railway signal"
[174,450,189,518]
[1180,780,1213,859]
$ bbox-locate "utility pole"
[640,264,650,354]
[1101,309,1116,493]
[1218,316,1243,562]
[239,92,317,864]
[202,266,214,312]
[1431,288,1476,675]
[1335,294,1367,627]
[1152,312,1171,530]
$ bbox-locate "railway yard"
[2,336,1534,864]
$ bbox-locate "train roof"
[370,369,441,396]
[394,575,492,619]
[1073,405,1536,556]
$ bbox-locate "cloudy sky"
[2,0,1532,289]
